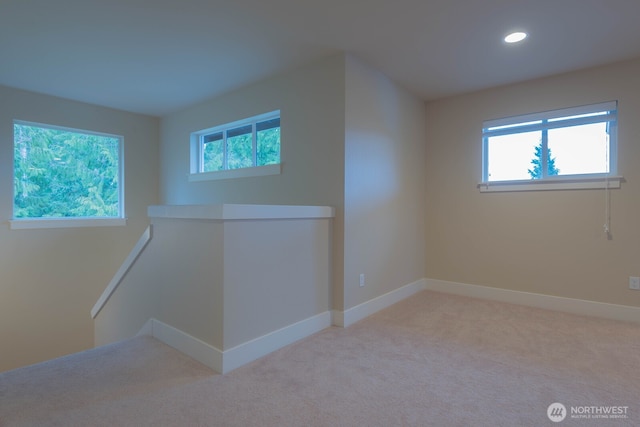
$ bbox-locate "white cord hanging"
[603,136,611,238]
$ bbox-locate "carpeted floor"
[1,290,639,426]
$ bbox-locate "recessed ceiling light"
[504,32,527,44]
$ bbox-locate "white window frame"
[10,120,125,230]
[479,101,621,192]
[189,111,281,182]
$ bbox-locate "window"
[480,101,620,192]
[190,111,281,181]
[12,121,124,229]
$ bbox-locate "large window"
[481,101,619,191]
[190,111,281,181]
[12,121,124,228]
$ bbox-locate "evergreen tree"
[202,119,280,171]
[528,143,559,179]
[14,124,119,218]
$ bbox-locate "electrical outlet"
[629,276,640,290]
[359,273,365,287]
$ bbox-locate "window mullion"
[541,125,548,179]
[481,101,617,185]
[484,113,615,138]
[190,110,281,177]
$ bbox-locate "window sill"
[188,163,281,182]
[9,217,127,230]
[478,176,623,193]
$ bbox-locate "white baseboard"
[425,278,640,325]
[142,319,224,372]
[139,312,331,374]
[136,278,639,376]
[136,318,154,337]
[222,311,331,373]
[333,279,427,327]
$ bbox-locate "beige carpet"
[1,290,639,426]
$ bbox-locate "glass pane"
[548,123,609,175]
[487,131,541,181]
[256,118,280,166]
[13,123,120,218]
[203,132,223,172]
[226,125,253,169]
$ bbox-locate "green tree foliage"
[203,132,224,172]
[257,126,280,166]
[528,142,559,179]
[202,120,280,171]
[14,124,120,218]
[227,125,253,170]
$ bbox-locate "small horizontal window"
[480,101,619,191]
[190,111,281,181]
[13,121,124,224]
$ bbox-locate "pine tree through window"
[190,111,281,182]
[480,101,618,191]
[13,121,123,222]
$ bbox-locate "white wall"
[95,209,332,359]
[160,54,346,312]
[160,54,428,313]
[223,218,331,349]
[95,218,225,348]
[343,56,427,310]
[160,55,346,208]
[0,85,159,372]
[424,58,640,307]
